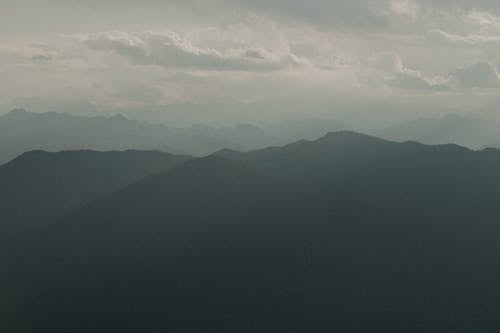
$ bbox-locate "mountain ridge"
[3,131,500,331]
[0,149,191,242]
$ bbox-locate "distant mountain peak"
[213,148,241,157]
[4,109,66,120]
[5,108,29,117]
[316,130,391,145]
[109,114,129,121]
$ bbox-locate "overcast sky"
[2,0,500,125]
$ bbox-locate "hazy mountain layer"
[379,114,500,149]
[5,109,500,168]
[0,110,270,163]
[0,110,348,164]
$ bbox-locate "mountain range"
[3,131,500,332]
[3,109,500,167]
[0,109,346,164]
[379,114,500,149]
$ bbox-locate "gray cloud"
[453,61,499,88]
[81,30,303,72]
[369,52,450,91]
[426,29,500,46]
[221,0,392,30]
[389,71,450,91]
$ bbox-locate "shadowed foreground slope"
[3,132,500,332]
[0,150,191,241]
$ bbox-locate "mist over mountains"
[3,131,500,331]
[379,114,500,150]
[2,109,500,166]
[0,109,340,164]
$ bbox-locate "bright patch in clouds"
[391,0,420,21]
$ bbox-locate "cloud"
[453,61,499,88]
[389,70,449,91]
[214,0,392,30]
[0,42,61,65]
[370,52,449,91]
[5,0,500,124]
[81,30,303,72]
[375,55,500,91]
[426,29,500,46]
[390,0,420,22]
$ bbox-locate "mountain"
[0,109,180,164]
[3,132,500,332]
[0,149,190,241]
[379,114,500,149]
[264,118,346,143]
[167,123,279,155]
[0,110,349,164]
[0,109,264,164]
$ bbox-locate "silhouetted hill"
[3,132,500,332]
[0,150,191,241]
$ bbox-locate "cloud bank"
[2,0,500,125]
[81,30,303,71]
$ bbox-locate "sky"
[2,0,500,126]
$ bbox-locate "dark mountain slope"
[0,150,191,241]
[3,132,500,332]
